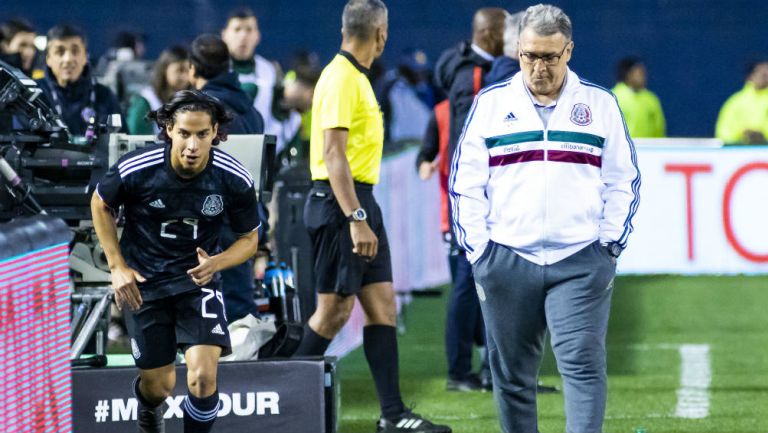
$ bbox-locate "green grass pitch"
[337,275,768,433]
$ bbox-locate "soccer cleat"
[137,403,165,433]
[376,409,452,433]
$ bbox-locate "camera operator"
[37,24,124,138]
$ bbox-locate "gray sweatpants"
[472,240,616,433]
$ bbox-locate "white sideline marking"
[675,344,711,419]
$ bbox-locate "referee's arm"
[324,128,378,259]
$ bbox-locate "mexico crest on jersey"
[202,194,224,216]
[570,103,592,126]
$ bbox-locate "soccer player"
[91,90,261,433]
[294,1,451,432]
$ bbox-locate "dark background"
[2,0,767,137]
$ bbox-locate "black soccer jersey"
[96,143,261,300]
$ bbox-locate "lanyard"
[46,76,97,120]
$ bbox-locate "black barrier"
[73,357,337,433]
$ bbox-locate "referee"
[293,1,450,432]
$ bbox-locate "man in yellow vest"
[612,57,666,138]
[716,61,768,144]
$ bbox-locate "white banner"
[619,145,768,274]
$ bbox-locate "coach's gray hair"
[342,0,388,41]
[503,11,525,58]
[520,4,572,40]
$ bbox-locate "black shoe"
[446,375,482,392]
[536,381,560,394]
[376,409,452,433]
[137,403,165,433]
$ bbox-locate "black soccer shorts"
[303,181,393,296]
[123,283,231,370]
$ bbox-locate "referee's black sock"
[293,323,332,356]
[364,324,406,419]
[182,391,220,433]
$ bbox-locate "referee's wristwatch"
[604,241,623,258]
[346,207,367,223]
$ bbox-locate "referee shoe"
[376,409,451,433]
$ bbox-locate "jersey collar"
[338,50,370,75]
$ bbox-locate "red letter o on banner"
[723,162,768,263]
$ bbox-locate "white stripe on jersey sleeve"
[118,154,163,174]
[214,150,252,174]
[212,161,254,187]
[213,153,253,182]
[118,147,164,170]
[120,159,164,179]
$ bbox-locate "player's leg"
[294,292,357,355]
[175,286,231,433]
[124,298,179,433]
[182,345,222,433]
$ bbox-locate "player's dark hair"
[148,90,233,145]
[226,6,258,24]
[46,24,87,47]
[0,18,35,44]
[616,56,642,83]
[190,34,229,80]
[745,60,768,79]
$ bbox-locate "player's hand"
[111,265,146,311]
[350,221,378,259]
[418,161,437,181]
[187,248,219,286]
[743,130,767,144]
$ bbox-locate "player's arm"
[90,192,145,311]
[324,128,378,258]
[187,230,259,287]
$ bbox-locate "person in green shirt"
[715,61,768,144]
[125,46,189,134]
[612,57,666,138]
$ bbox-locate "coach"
[449,4,640,433]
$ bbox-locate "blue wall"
[2,0,767,137]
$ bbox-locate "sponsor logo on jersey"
[149,199,166,208]
[503,111,517,124]
[211,324,225,335]
[570,103,593,126]
[202,194,224,216]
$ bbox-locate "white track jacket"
[449,69,640,265]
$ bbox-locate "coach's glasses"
[519,42,571,66]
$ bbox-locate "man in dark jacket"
[189,34,264,134]
[37,24,123,137]
[432,7,505,392]
[189,33,266,324]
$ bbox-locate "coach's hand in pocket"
[350,221,378,259]
[187,247,219,287]
[111,265,146,311]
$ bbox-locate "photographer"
[37,24,124,137]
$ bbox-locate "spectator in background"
[0,18,44,79]
[126,46,190,135]
[485,10,524,85]
[377,48,438,149]
[432,6,505,392]
[221,7,299,151]
[715,60,768,144]
[38,24,123,137]
[189,34,264,135]
[612,56,666,138]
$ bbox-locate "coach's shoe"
[376,409,451,433]
[137,403,165,433]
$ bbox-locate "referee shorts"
[304,180,392,296]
